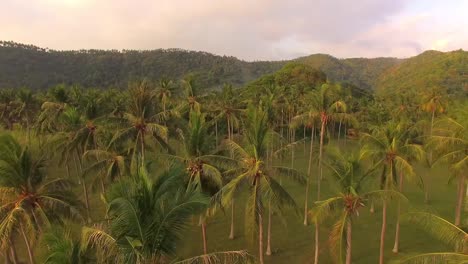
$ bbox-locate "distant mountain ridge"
[0,41,465,93]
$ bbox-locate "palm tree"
[41,226,87,264]
[310,148,404,264]
[156,77,175,115]
[294,83,354,264]
[210,84,243,239]
[420,88,446,203]
[216,105,305,264]
[397,212,468,263]
[291,106,318,226]
[0,133,82,264]
[81,165,207,263]
[110,80,169,165]
[361,122,424,263]
[14,88,38,143]
[429,115,467,226]
[82,135,128,195]
[167,110,229,254]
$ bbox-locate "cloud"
[0,0,466,60]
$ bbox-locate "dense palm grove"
[0,62,466,264]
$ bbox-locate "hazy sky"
[1,0,467,60]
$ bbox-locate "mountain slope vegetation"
[0,41,466,95]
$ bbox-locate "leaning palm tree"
[429,114,467,226]
[361,122,424,263]
[396,212,468,263]
[0,133,82,264]
[311,148,406,264]
[216,105,305,264]
[294,83,354,263]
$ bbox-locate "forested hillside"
[0,41,285,89]
[0,41,466,95]
[376,49,468,96]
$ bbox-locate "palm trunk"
[20,224,35,264]
[303,126,306,155]
[227,116,236,240]
[313,223,320,264]
[8,238,18,264]
[379,199,388,264]
[392,172,404,253]
[201,220,208,255]
[338,119,342,143]
[74,152,90,222]
[291,129,295,170]
[229,198,235,239]
[81,178,91,223]
[425,109,436,203]
[318,120,325,192]
[258,211,264,264]
[304,126,314,226]
[266,199,272,256]
[314,120,326,264]
[215,120,218,147]
[455,174,465,226]
[346,220,352,264]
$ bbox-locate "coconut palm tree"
[216,105,305,264]
[420,88,446,203]
[81,165,207,263]
[167,110,231,254]
[109,80,169,165]
[82,133,128,195]
[361,122,424,263]
[397,212,468,263]
[41,226,87,264]
[294,83,354,264]
[429,114,467,226]
[0,133,82,264]
[210,84,243,239]
[156,77,175,115]
[311,148,405,264]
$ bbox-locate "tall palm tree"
[0,134,82,264]
[210,84,243,239]
[397,212,468,263]
[361,122,424,263]
[420,88,446,203]
[216,105,305,264]
[429,115,467,226]
[167,110,229,254]
[294,83,354,264]
[310,148,405,264]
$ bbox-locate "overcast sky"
[1,0,467,60]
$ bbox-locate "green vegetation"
[0,45,467,264]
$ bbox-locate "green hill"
[0,41,466,94]
[376,49,468,96]
[0,41,285,89]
